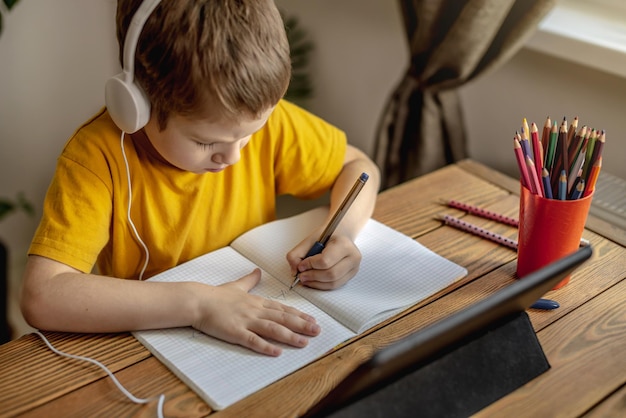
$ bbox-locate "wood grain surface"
[0,160,623,418]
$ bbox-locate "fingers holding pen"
[291,235,362,290]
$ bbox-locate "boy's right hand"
[190,268,321,356]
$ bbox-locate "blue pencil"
[558,170,567,200]
[541,168,553,199]
[569,179,585,200]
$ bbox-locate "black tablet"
[306,245,592,417]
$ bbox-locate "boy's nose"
[213,143,241,165]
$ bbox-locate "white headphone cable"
[120,131,150,280]
[32,133,163,416]
[34,331,165,418]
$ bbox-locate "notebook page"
[133,246,354,410]
[232,208,468,333]
[231,207,326,285]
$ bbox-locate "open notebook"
[133,207,467,410]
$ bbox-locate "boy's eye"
[196,142,215,150]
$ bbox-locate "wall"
[1,0,624,338]
[1,0,118,246]
[0,0,118,337]
[461,47,626,179]
[275,0,626,181]
[275,0,408,155]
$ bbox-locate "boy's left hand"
[286,233,361,290]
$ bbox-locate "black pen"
[289,172,369,290]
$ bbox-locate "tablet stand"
[325,312,549,418]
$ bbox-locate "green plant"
[282,13,314,105]
[0,0,20,36]
[0,193,34,223]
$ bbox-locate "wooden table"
[1,160,624,418]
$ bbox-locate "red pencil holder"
[516,184,593,289]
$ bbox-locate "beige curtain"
[375,0,557,189]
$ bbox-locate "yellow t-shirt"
[29,100,347,279]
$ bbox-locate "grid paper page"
[133,247,354,410]
[232,208,468,333]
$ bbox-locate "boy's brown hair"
[116,0,291,129]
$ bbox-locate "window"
[525,0,626,78]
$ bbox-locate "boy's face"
[143,107,273,174]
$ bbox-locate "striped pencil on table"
[437,214,518,250]
[443,199,519,226]
[440,200,591,247]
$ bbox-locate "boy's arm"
[326,144,380,240]
[20,255,320,356]
[287,145,380,289]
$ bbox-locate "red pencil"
[514,137,531,189]
[526,155,544,197]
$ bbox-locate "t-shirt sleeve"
[267,100,347,199]
[28,150,113,274]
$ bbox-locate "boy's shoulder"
[268,100,338,132]
[267,100,346,147]
[61,108,121,159]
[53,108,127,183]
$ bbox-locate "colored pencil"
[567,125,587,170]
[582,128,597,180]
[568,140,587,193]
[514,137,531,189]
[545,121,558,173]
[512,116,604,202]
[584,157,602,197]
[569,179,585,200]
[518,131,532,159]
[438,214,518,251]
[541,116,551,158]
[561,119,571,178]
[567,116,578,147]
[526,156,543,197]
[551,118,569,192]
[444,200,519,226]
[530,122,543,183]
[585,130,605,184]
[522,118,530,141]
[439,201,590,246]
[558,170,567,200]
[541,167,553,199]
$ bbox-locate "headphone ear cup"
[105,73,151,133]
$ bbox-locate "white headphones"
[105,0,162,133]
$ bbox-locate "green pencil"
[545,121,558,174]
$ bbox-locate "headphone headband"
[105,0,162,133]
[122,0,162,82]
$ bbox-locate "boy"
[20,0,379,357]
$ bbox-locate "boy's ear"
[105,0,161,133]
[105,73,151,134]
